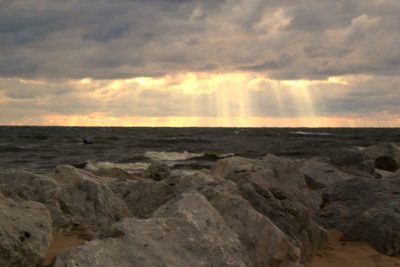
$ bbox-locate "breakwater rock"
[1,142,399,266]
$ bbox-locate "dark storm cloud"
[0,0,399,80]
[287,1,360,31]
[242,55,293,71]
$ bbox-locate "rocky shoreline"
[1,142,400,266]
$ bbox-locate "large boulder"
[108,178,175,218]
[53,192,250,267]
[0,167,131,236]
[213,155,318,212]
[200,181,300,267]
[318,178,382,228]
[49,165,131,235]
[329,148,375,175]
[0,169,58,204]
[318,177,400,256]
[341,204,400,256]
[153,192,251,265]
[0,193,52,267]
[163,170,301,266]
[363,142,400,172]
[301,159,353,190]
[238,182,327,263]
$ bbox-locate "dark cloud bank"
[0,0,399,80]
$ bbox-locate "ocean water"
[0,126,399,172]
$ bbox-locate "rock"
[212,156,257,179]
[108,178,175,218]
[85,162,141,180]
[374,156,398,172]
[318,178,382,228]
[238,182,327,263]
[156,172,301,267]
[318,177,400,256]
[49,165,131,235]
[213,155,318,212]
[164,169,225,193]
[200,182,301,267]
[329,148,375,174]
[363,142,400,171]
[109,169,226,219]
[0,169,59,204]
[341,205,400,256]
[54,192,250,267]
[0,193,52,267]
[143,162,172,181]
[154,192,251,265]
[375,168,395,178]
[392,169,400,178]
[301,160,353,190]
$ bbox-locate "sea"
[0,126,399,172]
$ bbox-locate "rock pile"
[0,142,399,266]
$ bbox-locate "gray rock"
[375,168,395,178]
[130,171,300,267]
[238,182,327,263]
[318,178,382,228]
[54,192,250,267]
[212,157,257,180]
[363,142,400,171]
[144,162,172,181]
[0,193,52,267]
[200,182,301,267]
[213,155,318,212]
[108,178,175,218]
[0,166,132,237]
[109,169,222,220]
[318,177,400,256]
[301,160,353,190]
[154,192,251,266]
[341,205,400,256]
[329,148,375,174]
[164,169,226,194]
[49,165,131,235]
[0,169,58,204]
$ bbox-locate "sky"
[1,0,399,127]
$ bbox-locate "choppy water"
[0,126,399,172]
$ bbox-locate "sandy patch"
[43,232,83,266]
[303,229,400,267]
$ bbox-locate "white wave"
[144,151,205,161]
[217,153,235,158]
[86,161,150,173]
[290,131,333,136]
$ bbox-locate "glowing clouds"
[0,73,399,127]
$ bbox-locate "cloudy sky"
[1,0,399,126]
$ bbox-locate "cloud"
[0,1,399,126]
[0,0,399,80]
[82,22,131,43]
[1,73,400,126]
